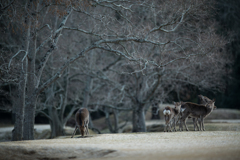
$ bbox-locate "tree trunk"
[47,85,65,138]
[49,106,64,138]
[132,74,146,132]
[11,72,27,141]
[104,108,113,133]
[132,105,146,132]
[23,11,37,140]
[12,8,31,141]
[23,96,36,140]
[113,109,119,133]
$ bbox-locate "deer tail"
[163,109,171,115]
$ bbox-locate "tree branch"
[36,7,72,87]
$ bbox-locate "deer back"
[181,102,208,118]
[76,108,89,127]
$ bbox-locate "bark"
[105,108,119,133]
[105,108,113,133]
[23,56,37,140]
[23,96,36,140]
[12,6,31,141]
[132,73,161,132]
[49,106,64,138]
[113,109,119,133]
[23,7,37,139]
[11,70,27,141]
[132,74,146,132]
[132,104,146,132]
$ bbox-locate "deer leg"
[177,116,182,131]
[86,125,89,135]
[173,118,176,132]
[198,118,202,131]
[181,113,190,131]
[164,116,167,132]
[179,118,183,131]
[169,121,172,132]
[193,118,196,131]
[178,114,183,131]
[179,120,183,131]
[193,118,199,131]
[85,120,89,135]
[180,118,184,131]
[201,117,205,131]
[71,126,78,138]
[184,118,189,131]
[196,118,200,131]
[175,117,179,131]
[200,118,203,131]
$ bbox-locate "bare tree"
[0,0,231,139]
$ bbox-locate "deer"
[192,95,217,131]
[177,95,216,131]
[71,108,89,138]
[191,95,217,131]
[179,99,216,131]
[198,95,212,104]
[163,102,181,132]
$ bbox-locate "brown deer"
[163,102,181,132]
[71,108,89,138]
[192,95,217,131]
[179,99,216,131]
[178,95,216,131]
[198,95,213,104]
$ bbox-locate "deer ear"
[173,101,176,105]
[212,99,216,102]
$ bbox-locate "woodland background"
[0,0,239,141]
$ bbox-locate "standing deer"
[71,108,89,138]
[192,95,217,131]
[179,99,216,131]
[163,102,181,132]
[178,95,216,131]
[198,95,213,104]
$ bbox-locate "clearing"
[0,131,239,160]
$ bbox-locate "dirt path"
[0,131,239,160]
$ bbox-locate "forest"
[0,0,239,141]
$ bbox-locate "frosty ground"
[0,131,239,160]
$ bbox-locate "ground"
[0,131,239,160]
[1,108,240,160]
